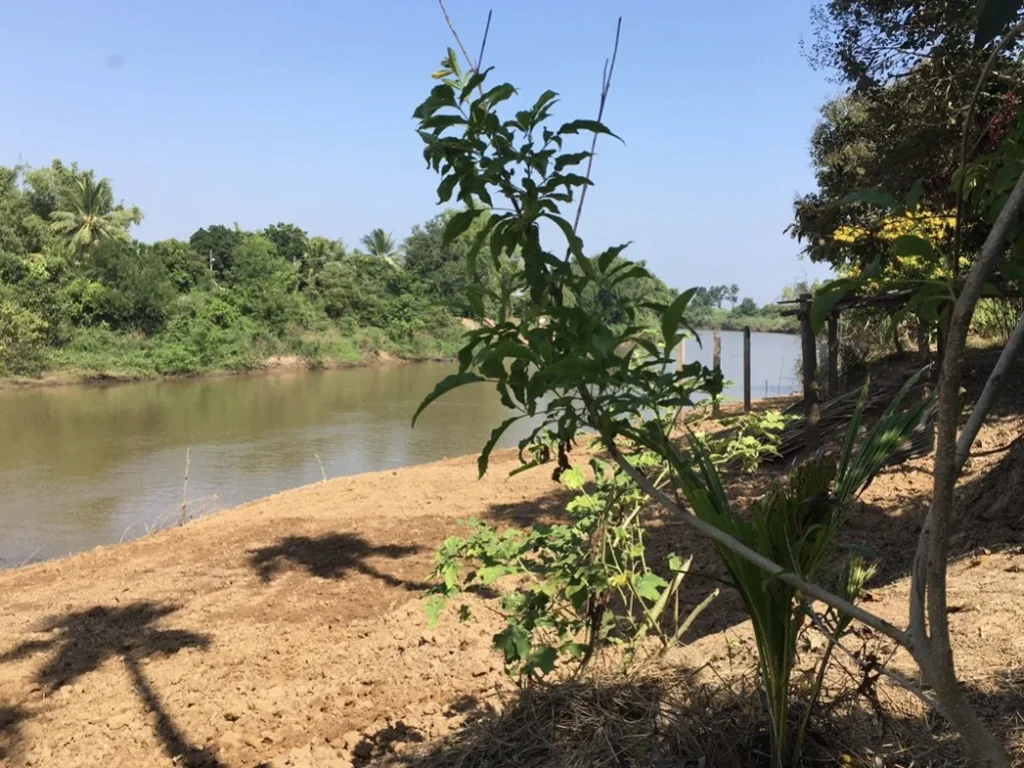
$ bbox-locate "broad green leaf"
[975,0,1024,46]
[461,66,495,101]
[596,243,631,272]
[892,234,936,260]
[478,564,511,585]
[479,417,521,478]
[661,287,698,346]
[810,279,860,333]
[412,372,486,427]
[840,189,901,210]
[906,178,925,210]
[420,114,467,132]
[634,572,669,601]
[443,207,485,247]
[482,83,517,106]
[437,174,459,204]
[560,465,585,491]
[558,119,623,143]
[545,214,583,257]
[555,151,591,171]
[529,645,558,674]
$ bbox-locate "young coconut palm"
[678,369,933,767]
[360,228,401,266]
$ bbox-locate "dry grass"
[377,654,986,768]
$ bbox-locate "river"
[0,330,801,568]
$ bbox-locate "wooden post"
[743,326,751,412]
[675,338,685,371]
[799,295,820,450]
[827,311,839,398]
[712,330,722,418]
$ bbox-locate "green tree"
[49,175,141,255]
[735,297,758,315]
[403,211,499,315]
[225,235,300,332]
[149,239,211,293]
[360,228,400,262]
[86,240,176,334]
[189,225,241,279]
[263,222,309,266]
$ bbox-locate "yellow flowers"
[833,210,956,244]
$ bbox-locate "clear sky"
[0,1,839,303]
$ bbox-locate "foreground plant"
[412,4,1023,764]
[426,450,717,679]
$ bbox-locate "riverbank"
[0,330,461,391]
[2,406,1024,765]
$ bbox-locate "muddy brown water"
[0,331,799,567]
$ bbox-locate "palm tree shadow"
[0,601,223,768]
[248,532,428,590]
[0,703,29,763]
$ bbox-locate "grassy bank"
[2,322,466,388]
[703,309,798,334]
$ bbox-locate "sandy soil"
[1,407,1024,766]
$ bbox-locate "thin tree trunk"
[911,168,1024,768]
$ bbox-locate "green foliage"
[0,298,48,375]
[426,452,717,679]
[693,410,793,472]
[680,374,932,766]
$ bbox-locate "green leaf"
[840,189,901,210]
[479,417,521,478]
[443,207,485,247]
[555,152,591,171]
[437,174,459,204]
[545,214,583,257]
[975,0,1024,46]
[461,66,494,101]
[528,645,558,675]
[478,564,511,585]
[892,234,936,260]
[558,119,623,143]
[906,178,925,210]
[810,279,860,333]
[420,114,467,132]
[596,243,631,272]
[412,372,486,427]
[634,573,669,601]
[482,83,517,106]
[560,465,585,491]
[661,288,698,345]
[424,595,446,628]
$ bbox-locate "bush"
[153,291,263,373]
[0,299,48,376]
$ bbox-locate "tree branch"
[955,308,1024,473]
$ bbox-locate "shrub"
[0,299,48,376]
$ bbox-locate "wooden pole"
[743,326,751,412]
[799,295,820,450]
[675,338,685,371]
[827,311,839,398]
[712,330,722,418]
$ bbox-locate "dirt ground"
[2,384,1024,766]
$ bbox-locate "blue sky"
[0,1,839,303]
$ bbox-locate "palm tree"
[49,175,140,254]
[360,228,400,265]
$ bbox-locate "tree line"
[0,160,696,379]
